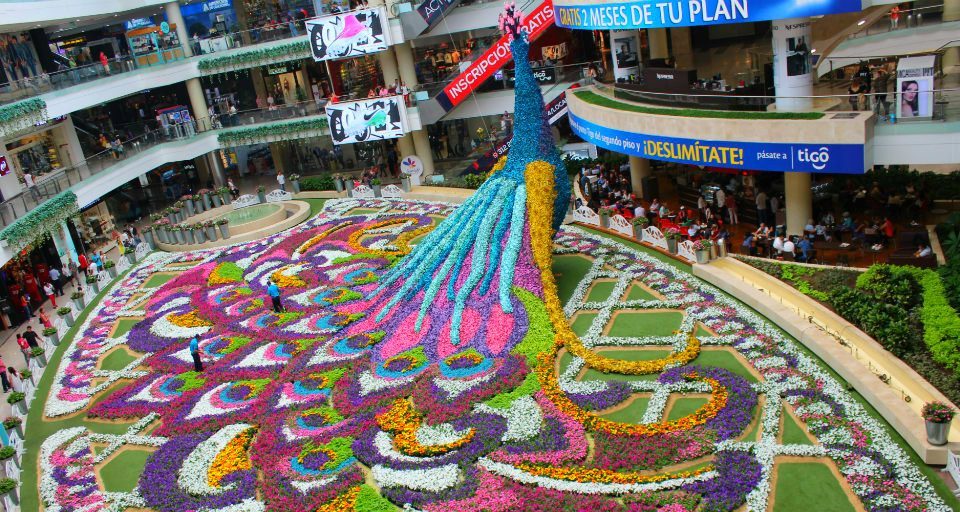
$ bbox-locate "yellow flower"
[207,427,255,487]
[347,218,434,258]
[168,310,213,328]
[376,398,475,456]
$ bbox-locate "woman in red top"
[882,217,895,241]
[78,253,89,275]
[16,334,30,366]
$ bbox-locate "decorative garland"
[197,38,310,75]
[0,98,48,139]
[217,117,328,147]
[0,190,77,250]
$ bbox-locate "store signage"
[266,61,302,75]
[507,66,556,87]
[439,0,555,110]
[181,0,233,16]
[124,17,155,31]
[400,155,424,177]
[896,55,936,119]
[160,21,171,34]
[0,156,8,177]
[568,113,865,174]
[553,0,861,30]
[326,95,408,145]
[306,7,392,61]
[417,0,458,26]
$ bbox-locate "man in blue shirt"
[189,334,202,372]
[268,279,284,313]
[798,237,814,263]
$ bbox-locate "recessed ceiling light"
[857,19,866,26]
[811,48,817,54]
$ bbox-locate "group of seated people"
[742,225,817,262]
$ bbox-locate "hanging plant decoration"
[217,118,329,147]
[0,98,48,139]
[0,191,78,250]
[197,39,310,76]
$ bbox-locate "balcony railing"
[0,99,327,226]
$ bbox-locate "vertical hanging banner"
[610,29,640,82]
[896,55,936,119]
[326,95,408,145]
[438,0,556,111]
[306,7,393,61]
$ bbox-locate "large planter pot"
[144,230,156,248]
[219,224,231,239]
[34,353,47,367]
[186,230,196,244]
[184,199,195,217]
[212,194,223,208]
[400,177,411,192]
[292,180,301,193]
[335,179,344,193]
[61,311,74,327]
[107,267,117,279]
[632,225,645,240]
[373,184,382,197]
[195,229,207,244]
[695,249,710,264]
[599,214,610,228]
[174,230,185,245]
[13,400,26,415]
[925,420,951,445]
[6,424,23,440]
[46,332,60,346]
[202,193,212,210]
[345,180,354,193]
[126,251,136,264]
[257,191,267,203]
[158,229,169,244]
[71,297,84,310]
[4,487,19,506]
[709,245,718,260]
[166,213,176,224]
[220,192,231,205]
[90,281,100,295]
[206,227,218,241]
[667,237,678,254]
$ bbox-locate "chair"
[947,450,960,495]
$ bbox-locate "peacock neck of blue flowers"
[371,29,569,346]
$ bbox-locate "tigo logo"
[797,147,830,171]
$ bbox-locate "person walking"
[43,280,57,307]
[92,252,104,272]
[277,171,286,192]
[190,334,203,372]
[19,294,32,320]
[725,193,738,225]
[23,325,40,349]
[755,190,768,227]
[268,279,284,312]
[49,267,63,296]
[16,334,30,366]
[7,368,22,393]
[0,357,9,393]
[78,253,89,276]
[38,308,52,330]
[63,260,75,287]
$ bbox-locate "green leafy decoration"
[0,98,48,139]
[197,39,310,75]
[217,117,328,147]
[0,191,78,250]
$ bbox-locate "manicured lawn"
[625,283,657,301]
[690,349,759,384]
[773,462,856,512]
[576,90,825,120]
[666,397,710,421]
[100,348,138,371]
[552,255,593,307]
[99,448,153,492]
[742,396,764,442]
[782,408,815,445]
[111,318,141,338]
[594,348,672,362]
[142,273,177,288]
[571,313,598,337]
[600,395,651,423]
[606,311,683,337]
[586,280,616,303]
[301,198,329,218]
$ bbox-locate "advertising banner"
[554,0,862,30]
[417,0,459,26]
[507,66,556,87]
[439,0,555,110]
[569,113,865,174]
[897,55,936,119]
[306,7,392,61]
[326,96,408,145]
[610,29,640,82]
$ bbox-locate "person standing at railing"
[890,5,901,30]
[22,171,39,201]
[16,35,36,79]
[99,52,110,76]
[873,67,890,117]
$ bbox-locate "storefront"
[3,117,78,188]
[126,24,185,67]
[0,235,64,327]
[261,61,308,105]
[182,0,240,53]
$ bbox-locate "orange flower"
[376,398,475,456]
[207,427,255,487]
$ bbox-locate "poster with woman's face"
[896,55,936,119]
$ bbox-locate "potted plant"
[165,206,177,225]
[86,275,100,294]
[31,347,46,367]
[173,201,185,223]
[400,174,411,192]
[257,185,267,203]
[196,194,207,213]
[290,174,301,193]
[370,178,382,197]
[194,223,207,244]
[217,218,230,239]
[693,239,713,264]
[0,446,17,470]
[922,401,955,445]
[3,418,23,439]
[218,186,231,205]
[334,174,344,193]
[57,306,74,327]
[200,189,213,210]
[182,194,195,216]
[211,189,223,208]
[598,207,615,228]
[0,478,18,506]
[666,228,681,254]
[104,259,117,279]
[173,226,186,245]
[631,216,649,240]
[19,369,31,383]
[143,226,156,249]
[126,246,137,264]
[204,221,218,241]
[70,291,84,310]
[345,178,354,193]
[7,393,25,415]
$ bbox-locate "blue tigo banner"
[569,113,865,174]
[554,0,862,30]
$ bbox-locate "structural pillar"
[378,48,400,87]
[773,18,814,236]
[944,0,960,69]
[185,78,209,128]
[628,156,652,201]
[411,130,434,177]
[206,152,226,187]
[647,28,669,60]
[670,28,694,69]
[165,2,193,58]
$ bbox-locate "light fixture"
[857,19,866,26]
[811,49,817,54]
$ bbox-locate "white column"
[165,1,193,58]
[944,0,960,69]
[185,78,209,129]
[206,153,226,187]
[378,48,400,87]
[629,155,652,199]
[784,172,812,237]
[52,116,84,170]
[648,28,669,60]
[391,43,422,164]
[411,130,433,179]
[670,28,693,69]
[771,18,813,112]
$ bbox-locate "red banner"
[441,0,555,108]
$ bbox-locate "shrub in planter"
[104,259,117,278]
[7,393,25,415]
[257,185,266,202]
[42,326,59,346]
[291,174,301,193]
[0,447,17,468]
[86,275,100,294]
[204,221,218,241]
[3,417,22,438]
[218,186,231,204]
[371,178,382,197]
[70,291,85,309]
[665,227,681,253]
[18,370,30,382]
[922,401,956,445]
[194,224,207,244]
[0,478,18,505]
[631,216,650,240]
[31,347,46,367]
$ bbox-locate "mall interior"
[0,0,955,509]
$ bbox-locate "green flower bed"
[0,191,77,250]
[198,39,309,75]
[576,90,825,120]
[0,98,47,138]
[217,118,328,147]
[300,176,336,191]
